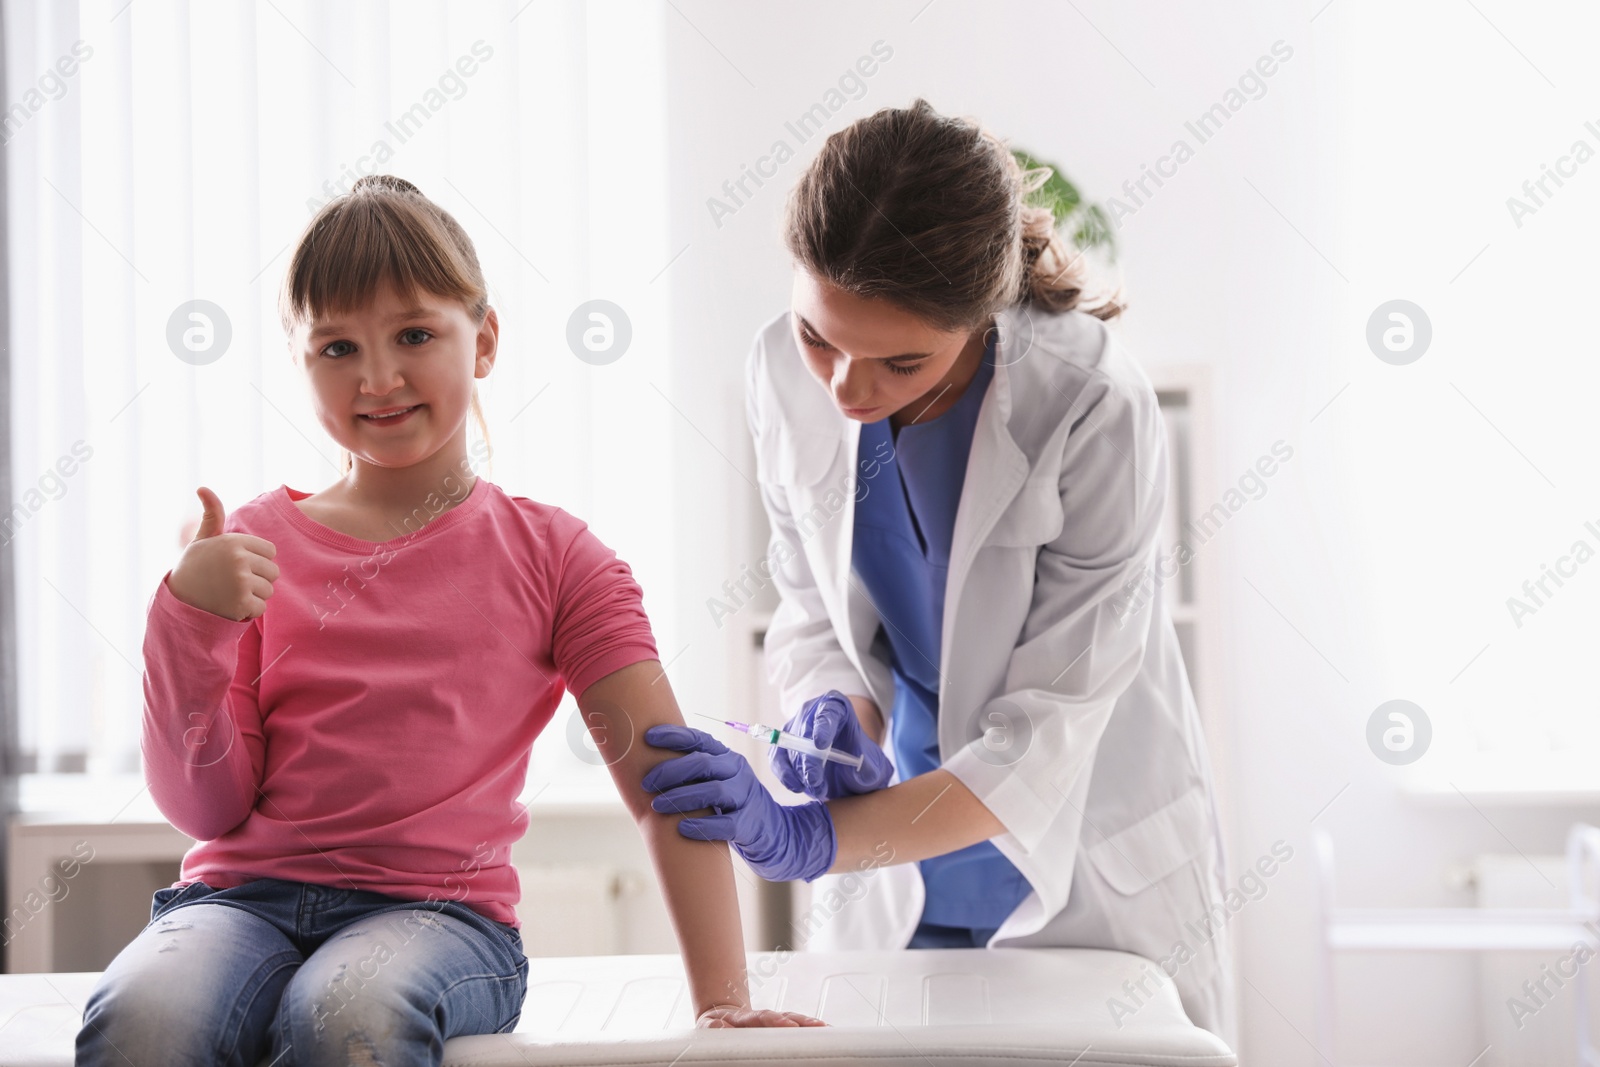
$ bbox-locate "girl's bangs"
[282,198,478,328]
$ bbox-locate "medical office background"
[1,0,1596,1064]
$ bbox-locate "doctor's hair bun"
[785,97,1122,329]
[350,174,423,197]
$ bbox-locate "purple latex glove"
[642,724,837,883]
[769,690,894,801]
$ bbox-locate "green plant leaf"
[1013,147,1117,261]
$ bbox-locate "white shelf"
[519,776,632,817]
[1400,753,1600,806]
[17,774,165,823]
[17,771,629,821]
[1328,907,1600,951]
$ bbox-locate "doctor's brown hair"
[784,98,1123,331]
[279,174,492,475]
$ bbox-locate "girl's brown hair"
[279,174,493,474]
[784,98,1123,333]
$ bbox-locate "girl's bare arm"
[577,660,824,1027]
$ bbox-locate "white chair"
[1313,823,1600,1066]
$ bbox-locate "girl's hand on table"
[696,1004,828,1028]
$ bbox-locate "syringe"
[694,713,866,769]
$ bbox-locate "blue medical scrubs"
[851,337,1034,948]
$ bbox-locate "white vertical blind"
[5,0,674,782]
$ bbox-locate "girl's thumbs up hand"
[167,487,280,621]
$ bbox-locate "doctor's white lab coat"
[745,303,1234,1041]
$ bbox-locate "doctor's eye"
[885,360,923,376]
[798,326,831,350]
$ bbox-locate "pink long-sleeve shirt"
[141,477,659,929]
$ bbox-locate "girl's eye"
[886,361,923,376]
[320,340,354,359]
[400,328,432,345]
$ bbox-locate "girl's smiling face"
[790,269,985,424]
[291,280,496,470]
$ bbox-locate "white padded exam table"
[0,947,1236,1066]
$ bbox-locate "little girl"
[76,174,823,1066]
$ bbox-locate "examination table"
[0,947,1236,1066]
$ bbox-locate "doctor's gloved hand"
[770,690,894,801]
[642,725,837,883]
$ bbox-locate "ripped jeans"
[75,876,529,1067]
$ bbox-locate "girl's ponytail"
[350,173,422,197]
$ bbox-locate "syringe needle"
[692,713,864,768]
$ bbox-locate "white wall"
[658,2,1599,1063]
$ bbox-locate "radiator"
[513,864,630,958]
[1476,852,1596,1066]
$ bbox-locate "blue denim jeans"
[75,876,529,1067]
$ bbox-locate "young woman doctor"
[641,99,1233,1044]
